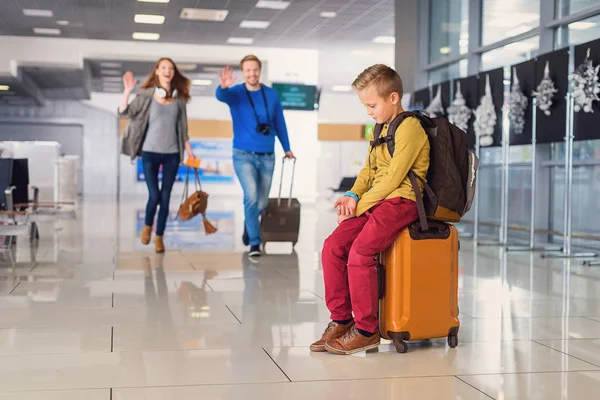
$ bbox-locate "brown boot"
[325,326,380,355]
[310,320,354,352]
[141,225,152,245]
[155,236,165,253]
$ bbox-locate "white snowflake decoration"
[532,61,558,116]
[508,68,528,136]
[473,74,497,147]
[426,85,444,117]
[447,81,472,132]
[569,48,600,113]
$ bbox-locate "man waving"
[217,55,294,257]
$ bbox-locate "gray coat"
[119,88,189,161]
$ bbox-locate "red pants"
[322,197,418,333]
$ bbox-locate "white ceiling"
[0,0,394,49]
[0,0,396,97]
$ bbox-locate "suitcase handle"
[277,156,296,207]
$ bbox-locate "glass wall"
[556,0,600,18]
[428,59,468,85]
[550,140,600,247]
[429,0,470,64]
[482,0,541,45]
[424,0,600,249]
[555,14,600,49]
[480,36,540,71]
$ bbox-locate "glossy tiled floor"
[1,197,600,399]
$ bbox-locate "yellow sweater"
[351,116,430,216]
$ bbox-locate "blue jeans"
[142,152,180,236]
[232,149,275,246]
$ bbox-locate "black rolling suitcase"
[261,157,300,248]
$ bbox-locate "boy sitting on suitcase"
[311,64,430,355]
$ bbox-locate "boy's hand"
[337,214,355,225]
[334,196,356,216]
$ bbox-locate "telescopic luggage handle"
[277,156,297,207]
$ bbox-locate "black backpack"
[370,111,479,231]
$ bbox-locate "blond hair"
[352,64,403,98]
[240,55,262,70]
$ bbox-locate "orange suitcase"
[378,220,460,353]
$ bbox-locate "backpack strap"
[369,124,385,148]
[408,171,438,232]
[370,112,415,156]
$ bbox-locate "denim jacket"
[119,89,189,161]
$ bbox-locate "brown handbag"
[177,167,217,235]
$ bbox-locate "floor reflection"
[0,198,599,398]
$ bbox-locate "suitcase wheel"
[393,339,408,354]
[448,334,458,349]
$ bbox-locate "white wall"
[265,48,319,202]
[0,101,118,197]
[318,93,371,124]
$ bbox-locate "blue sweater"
[216,84,291,153]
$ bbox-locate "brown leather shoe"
[310,320,354,352]
[141,225,152,245]
[325,326,380,355]
[155,236,165,253]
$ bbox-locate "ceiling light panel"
[227,37,254,45]
[192,79,213,86]
[177,63,198,71]
[134,14,165,24]
[180,8,229,22]
[240,20,270,29]
[373,36,395,44]
[23,9,54,17]
[33,28,61,35]
[100,62,122,68]
[203,66,230,72]
[132,32,160,40]
[256,1,290,10]
[320,12,337,18]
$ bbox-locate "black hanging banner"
[453,76,478,150]
[422,81,450,117]
[509,59,536,146]
[573,37,600,142]
[439,81,451,117]
[411,88,430,110]
[535,48,569,145]
[477,68,504,148]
